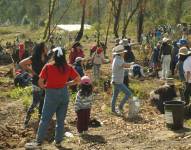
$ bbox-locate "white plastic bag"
[128,96,140,118]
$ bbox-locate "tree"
[122,0,142,38]
[137,0,145,42]
[75,0,87,42]
[43,0,57,40]
[110,0,123,38]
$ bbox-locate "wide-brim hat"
[162,37,170,43]
[112,45,125,55]
[179,47,191,55]
[165,78,174,86]
[121,39,129,47]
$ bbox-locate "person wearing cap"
[150,78,177,113]
[75,76,93,135]
[91,47,105,80]
[74,57,85,77]
[111,45,133,114]
[160,37,172,79]
[25,47,80,148]
[183,47,191,105]
[69,41,85,64]
[71,57,85,92]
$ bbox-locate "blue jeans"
[111,83,132,112]
[37,87,69,143]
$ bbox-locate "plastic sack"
[128,96,140,118]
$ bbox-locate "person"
[150,78,177,113]
[20,42,49,128]
[171,41,179,75]
[69,41,85,64]
[175,47,189,81]
[25,47,80,148]
[160,38,172,79]
[75,76,93,135]
[73,57,85,77]
[150,42,160,77]
[71,57,85,92]
[129,63,145,79]
[183,47,191,105]
[111,45,133,115]
[18,42,29,61]
[92,47,105,80]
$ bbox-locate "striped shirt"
[75,92,93,111]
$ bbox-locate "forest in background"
[0,0,191,40]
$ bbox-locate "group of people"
[6,22,190,148]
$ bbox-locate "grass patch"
[185,119,191,127]
[8,86,32,109]
[0,77,12,84]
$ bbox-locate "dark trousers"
[24,89,45,125]
[76,108,90,133]
[184,82,191,105]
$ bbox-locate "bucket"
[163,100,185,130]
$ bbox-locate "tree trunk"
[43,0,56,41]
[112,0,123,38]
[122,0,141,38]
[97,0,101,45]
[75,0,86,42]
[175,0,183,24]
[137,0,144,43]
[104,6,113,56]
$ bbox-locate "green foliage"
[8,86,32,108]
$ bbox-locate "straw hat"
[162,37,170,43]
[179,47,191,55]
[112,45,125,55]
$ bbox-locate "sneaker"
[111,109,122,116]
[53,141,62,147]
[25,141,41,149]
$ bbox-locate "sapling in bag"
[128,96,140,118]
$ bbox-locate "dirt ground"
[1,62,191,150]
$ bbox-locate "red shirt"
[69,48,85,64]
[39,63,78,88]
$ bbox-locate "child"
[73,57,85,77]
[75,76,93,134]
[92,47,105,80]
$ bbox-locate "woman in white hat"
[111,45,133,114]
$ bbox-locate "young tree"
[110,0,123,38]
[137,0,145,43]
[75,0,87,42]
[122,0,142,38]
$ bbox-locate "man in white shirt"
[183,47,191,105]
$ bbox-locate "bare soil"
[1,56,191,150]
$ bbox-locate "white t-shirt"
[183,56,191,83]
[111,55,124,84]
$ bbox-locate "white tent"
[57,24,92,32]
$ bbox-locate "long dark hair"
[31,42,47,74]
[31,42,46,63]
[53,48,67,72]
[79,84,93,97]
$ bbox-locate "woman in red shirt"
[26,47,80,148]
